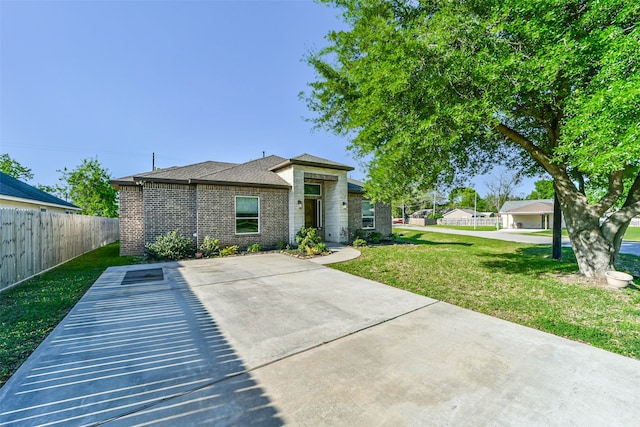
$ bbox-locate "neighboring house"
[111,154,392,256]
[0,171,80,214]
[442,208,492,220]
[499,199,564,229]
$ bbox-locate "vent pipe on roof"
[262,151,265,158]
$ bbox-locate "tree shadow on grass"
[476,245,579,277]
[478,245,640,289]
[395,232,473,247]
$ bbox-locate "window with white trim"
[362,200,375,229]
[235,196,260,234]
[304,183,321,196]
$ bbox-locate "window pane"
[236,219,259,233]
[236,197,258,217]
[304,184,321,196]
[362,200,375,228]
[236,196,259,233]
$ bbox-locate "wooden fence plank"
[0,209,119,291]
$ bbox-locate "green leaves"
[307,0,639,185]
[59,158,118,218]
[0,153,33,181]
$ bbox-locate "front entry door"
[305,199,318,228]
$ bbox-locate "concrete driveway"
[2,254,640,426]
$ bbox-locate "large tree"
[59,158,118,218]
[306,0,640,279]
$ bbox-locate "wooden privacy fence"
[0,209,119,291]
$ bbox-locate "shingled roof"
[269,153,354,172]
[111,154,353,189]
[0,171,80,210]
[500,199,554,214]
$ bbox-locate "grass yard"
[530,227,640,241]
[425,224,499,232]
[331,230,640,359]
[0,242,141,387]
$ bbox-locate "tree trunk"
[559,201,615,280]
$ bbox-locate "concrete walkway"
[2,254,640,426]
[396,224,640,256]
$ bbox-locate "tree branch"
[592,170,625,216]
[515,105,553,136]
[495,123,563,177]
[623,169,640,207]
[601,170,640,242]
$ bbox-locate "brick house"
[111,154,391,256]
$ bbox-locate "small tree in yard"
[306,0,640,280]
[59,158,118,218]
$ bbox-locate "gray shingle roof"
[348,178,364,193]
[500,199,554,214]
[112,154,354,189]
[193,156,290,188]
[0,171,80,210]
[270,153,354,172]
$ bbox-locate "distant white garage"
[499,199,564,229]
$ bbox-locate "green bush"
[247,243,261,253]
[352,238,368,247]
[145,230,195,260]
[277,240,287,250]
[353,229,382,244]
[353,229,368,241]
[295,226,328,255]
[199,236,220,257]
[368,231,382,244]
[220,245,239,257]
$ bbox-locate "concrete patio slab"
[2,253,640,426]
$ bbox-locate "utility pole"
[474,190,477,230]
[433,188,436,218]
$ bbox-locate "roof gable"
[443,208,476,217]
[500,199,554,213]
[270,153,354,172]
[0,172,80,210]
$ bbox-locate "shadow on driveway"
[0,265,282,426]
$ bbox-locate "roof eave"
[0,195,81,211]
[189,179,290,190]
[269,159,354,172]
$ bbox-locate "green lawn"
[0,242,141,387]
[530,227,640,241]
[425,224,499,232]
[332,230,640,359]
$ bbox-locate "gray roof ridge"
[0,171,80,209]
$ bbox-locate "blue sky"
[1,0,534,198]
